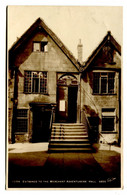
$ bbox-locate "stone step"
[52,128,87,131]
[51,132,87,135]
[49,123,91,153]
[50,139,90,142]
[51,135,88,139]
[52,130,87,133]
[48,148,92,152]
[51,134,87,137]
[49,143,91,148]
[53,124,85,126]
[53,123,84,126]
[52,126,86,129]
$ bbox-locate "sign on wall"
[59,100,65,111]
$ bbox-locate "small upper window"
[33,41,48,52]
[33,42,40,52]
[41,42,48,52]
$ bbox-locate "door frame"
[56,73,80,123]
[29,103,56,142]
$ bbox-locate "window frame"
[15,108,29,134]
[101,108,116,133]
[24,71,48,94]
[93,71,115,95]
[33,41,48,52]
[33,41,41,52]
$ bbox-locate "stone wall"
[9,30,78,142]
[81,70,120,144]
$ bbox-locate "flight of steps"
[48,123,92,152]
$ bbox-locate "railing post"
[52,106,56,123]
[77,73,81,123]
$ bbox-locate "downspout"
[79,72,81,123]
[118,70,121,146]
[11,66,18,143]
[77,71,81,123]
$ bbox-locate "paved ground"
[7,143,121,188]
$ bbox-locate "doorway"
[68,86,78,122]
[56,86,78,123]
[32,107,51,142]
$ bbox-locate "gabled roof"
[83,31,121,71]
[9,17,80,71]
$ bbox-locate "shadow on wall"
[81,71,93,91]
[83,105,100,144]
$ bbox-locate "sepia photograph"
[6,5,122,189]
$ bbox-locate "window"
[93,73,100,94]
[33,41,48,52]
[93,72,115,94]
[41,42,48,52]
[16,109,28,132]
[102,108,116,132]
[33,42,40,52]
[57,74,78,86]
[24,71,47,94]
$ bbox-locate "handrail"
[59,125,64,139]
[49,108,53,131]
[81,84,99,115]
[81,109,98,144]
[48,109,53,142]
[81,109,91,131]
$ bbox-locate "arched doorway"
[56,74,78,123]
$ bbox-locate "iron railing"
[81,109,91,133]
[49,108,53,140]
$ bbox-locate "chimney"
[77,39,83,64]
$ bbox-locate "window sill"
[24,92,49,95]
[101,131,117,134]
[92,93,117,96]
[15,132,27,135]
[33,51,48,53]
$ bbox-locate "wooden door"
[56,86,68,122]
[33,107,51,142]
[56,86,78,123]
[68,86,78,122]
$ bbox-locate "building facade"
[8,18,121,145]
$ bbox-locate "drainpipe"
[118,70,121,146]
[77,72,81,123]
[11,67,18,143]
